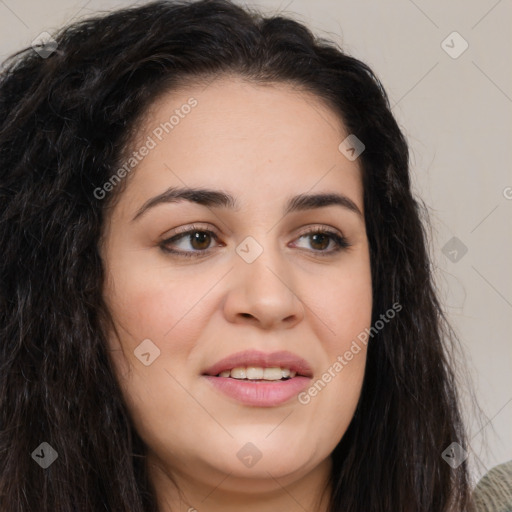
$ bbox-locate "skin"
[101,75,372,512]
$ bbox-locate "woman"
[0,0,476,510]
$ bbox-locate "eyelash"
[160,223,351,259]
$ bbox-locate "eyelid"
[163,222,343,239]
[167,222,214,234]
[294,223,344,238]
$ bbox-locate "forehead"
[142,75,347,142]
[115,76,363,216]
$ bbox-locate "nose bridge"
[241,221,295,275]
[239,235,287,292]
[225,231,305,327]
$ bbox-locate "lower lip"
[203,375,311,407]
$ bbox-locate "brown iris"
[308,232,330,251]
[189,231,212,250]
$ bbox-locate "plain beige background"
[1,0,510,486]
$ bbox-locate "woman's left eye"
[160,225,350,258]
[292,229,350,254]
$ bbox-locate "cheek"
[103,263,229,387]
[103,272,212,442]
[105,261,212,341]
[298,255,371,431]
[306,253,373,346]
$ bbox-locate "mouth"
[201,349,313,379]
[201,350,313,407]
[212,366,299,381]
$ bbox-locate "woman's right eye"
[160,228,221,258]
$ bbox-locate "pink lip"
[203,375,311,407]
[201,349,313,407]
[202,349,314,378]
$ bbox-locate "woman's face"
[101,76,372,504]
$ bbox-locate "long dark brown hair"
[0,1,476,510]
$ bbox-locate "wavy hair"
[0,0,475,510]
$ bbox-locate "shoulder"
[473,460,512,512]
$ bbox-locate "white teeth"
[230,367,246,379]
[217,366,297,380]
[246,366,264,379]
[262,367,282,380]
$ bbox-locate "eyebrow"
[131,186,363,221]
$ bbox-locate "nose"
[222,243,305,330]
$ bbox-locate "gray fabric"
[473,460,512,512]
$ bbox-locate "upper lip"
[202,350,314,378]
